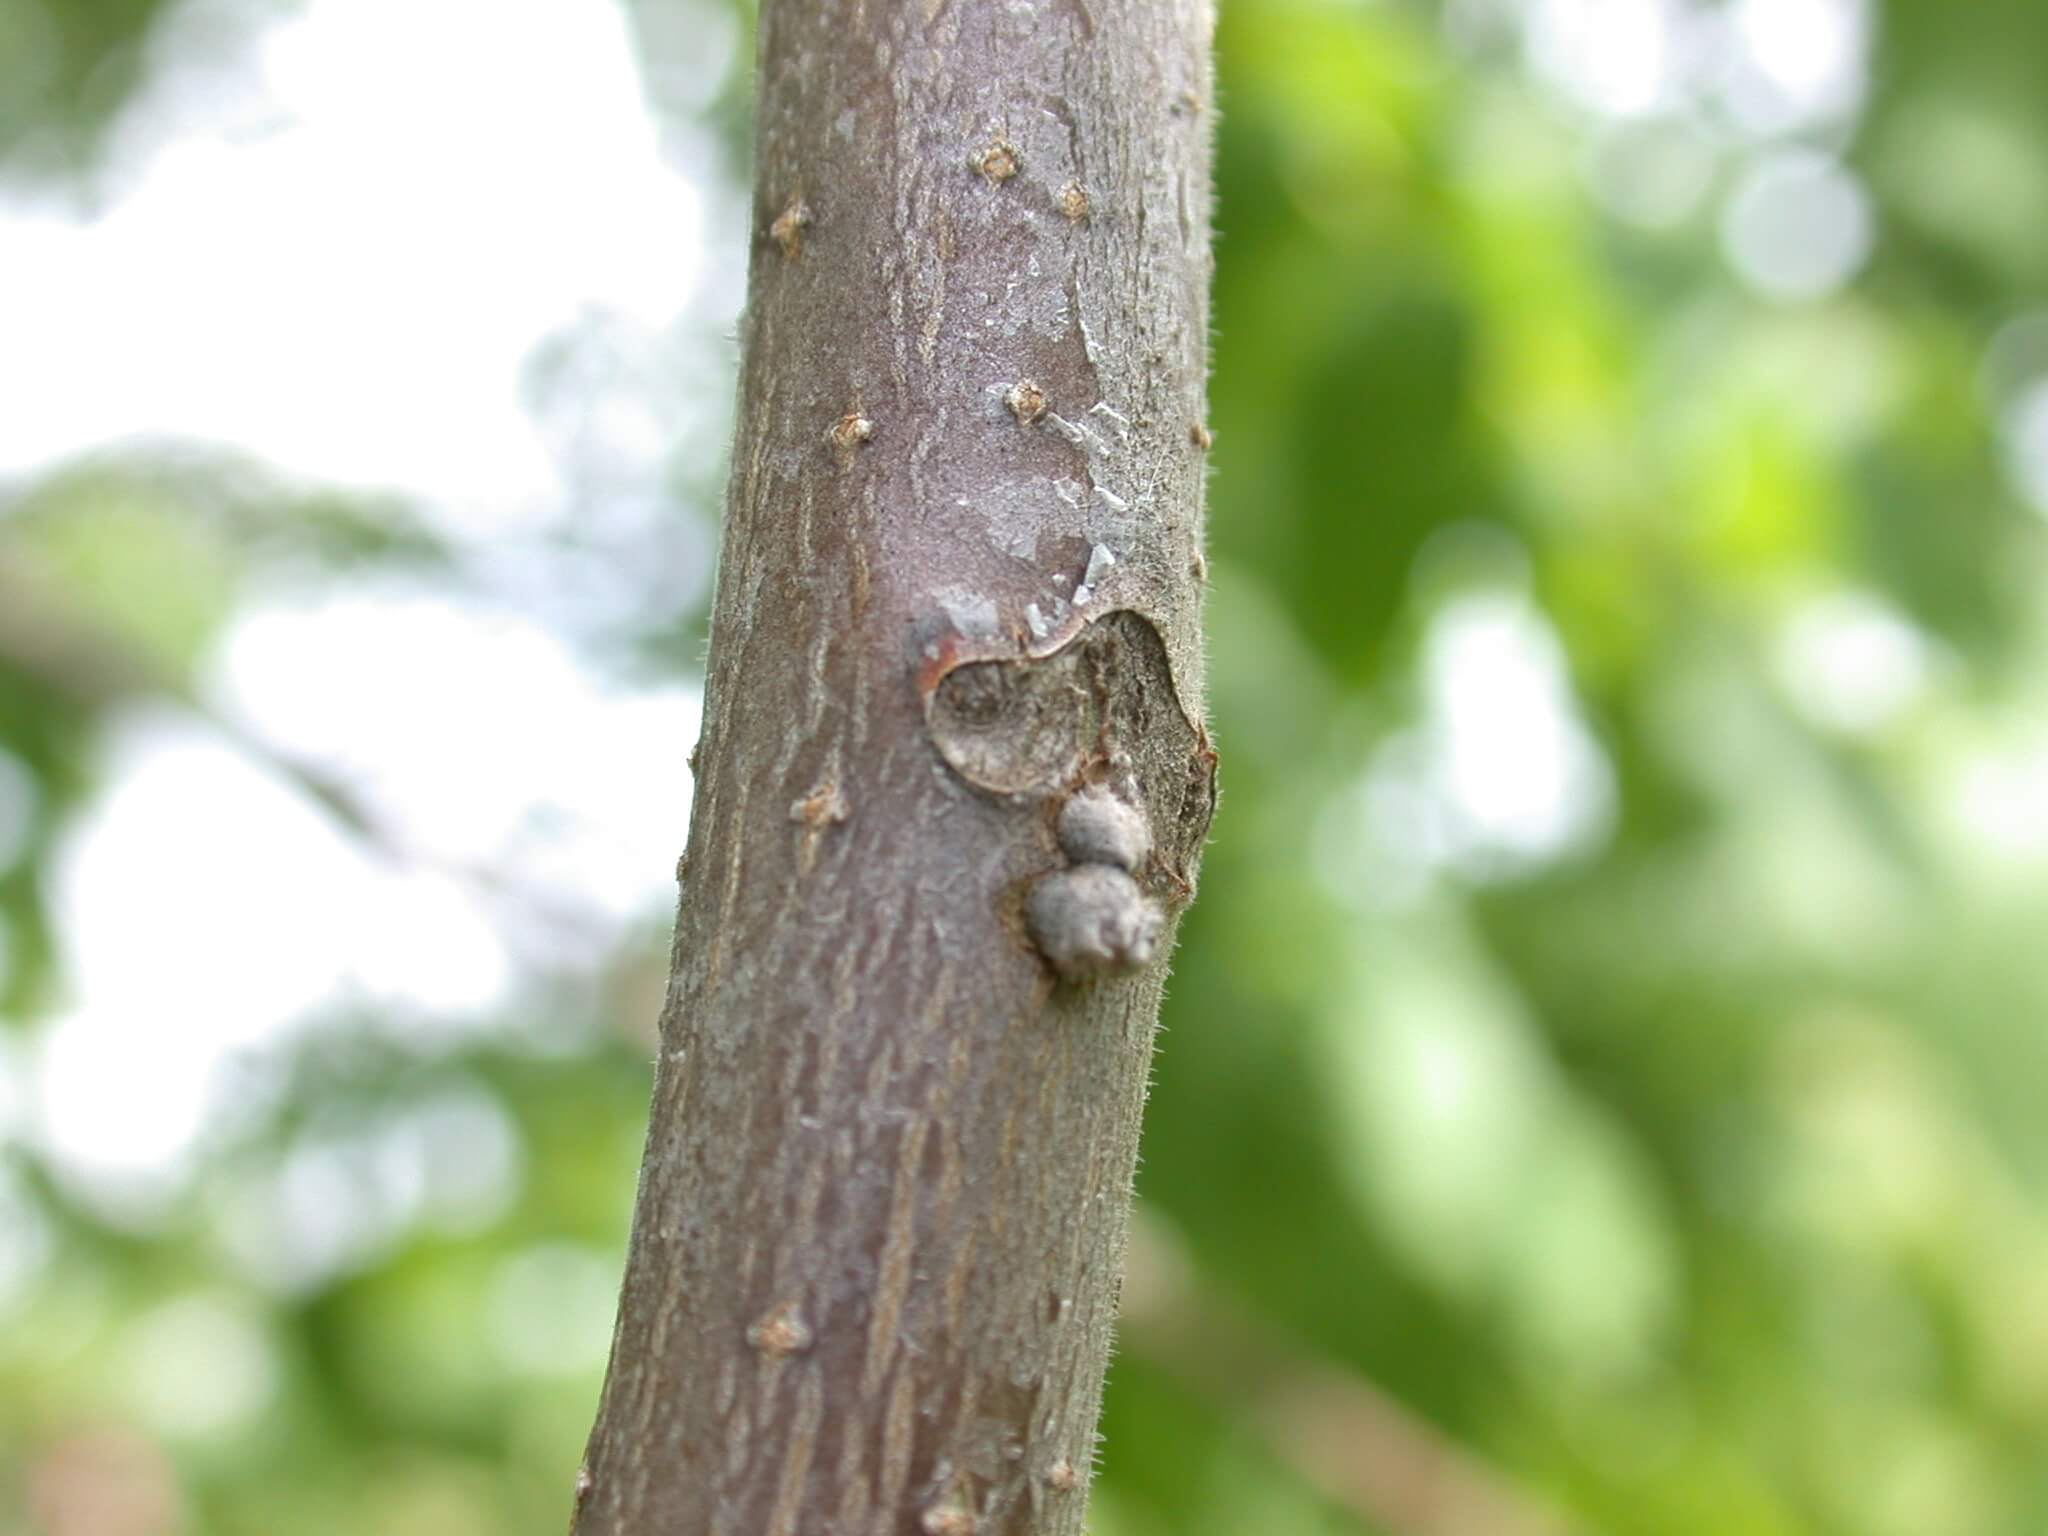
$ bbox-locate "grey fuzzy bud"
[1055,787,1152,872]
[1026,865,1162,981]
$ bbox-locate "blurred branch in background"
[26,1426,182,1536]
[0,541,621,953]
[0,552,162,710]
[1123,1213,1587,1536]
[0,544,378,833]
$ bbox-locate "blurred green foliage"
[0,0,183,183]
[7,1,2048,1534]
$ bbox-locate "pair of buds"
[1026,786,1162,981]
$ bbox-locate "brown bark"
[572,0,1215,1529]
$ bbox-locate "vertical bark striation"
[574,0,1215,1529]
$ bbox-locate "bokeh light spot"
[1721,149,1873,301]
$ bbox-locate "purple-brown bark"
[573,0,1215,1528]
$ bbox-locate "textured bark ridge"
[573,0,1214,1529]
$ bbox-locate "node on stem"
[770,198,811,258]
[745,1302,814,1358]
[828,413,874,453]
[790,783,850,830]
[969,139,1019,183]
[1005,380,1047,424]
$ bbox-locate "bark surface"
[574,0,1215,1529]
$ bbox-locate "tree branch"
[573,0,1217,1529]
